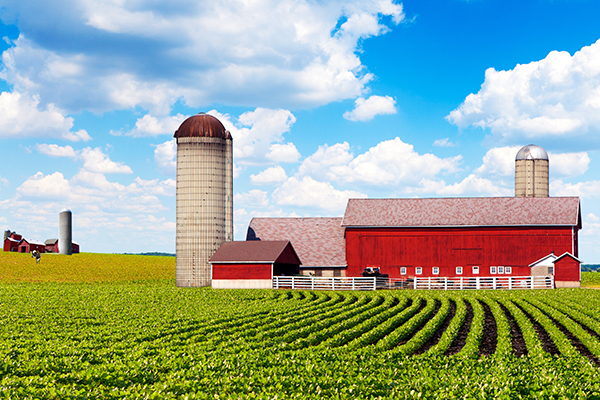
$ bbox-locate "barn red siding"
[554,257,580,282]
[212,263,272,280]
[345,226,575,278]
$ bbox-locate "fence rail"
[273,275,554,291]
[413,275,554,290]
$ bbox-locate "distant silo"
[175,113,233,287]
[59,209,73,255]
[515,144,549,198]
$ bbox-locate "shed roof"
[209,240,301,265]
[247,217,346,267]
[553,252,582,264]
[342,197,581,228]
[45,239,58,245]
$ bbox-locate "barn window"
[432,267,439,275]
[505,266,512,274]
[415,267,422,275]
[400,267,406,275]
[472,266,479,274]
[490,266,497,274]
[548,266,554,274]
[333,269,341,277]
[456,266,463,275]
[498,266,504,274]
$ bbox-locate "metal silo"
[515,144,549,197]
[174,113,233,287]
[59,209,73,255]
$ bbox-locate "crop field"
[2,252,600,398]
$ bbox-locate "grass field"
[2,251,600,398]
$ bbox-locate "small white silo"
[59,209,73,255]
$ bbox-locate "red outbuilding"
[17,239,46,254]
[210,240,301,289]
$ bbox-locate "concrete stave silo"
[59,209,73,255]
[175,113,233,287]
[515,144,549,198]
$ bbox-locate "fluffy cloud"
[16,172,72,199]
[154,139,177,175]
[124,113,187,137]
[550,152,590,177]
[1,0,405,114]
[414,175,512,197]
[36,143,78,158]
[447,39,600,145]
[80,148,133,174]
[234,190,269,208]
[272,176,366,212]
[210,108,298,164]
[474,146,521,177]
[343,95,397,121]
[551,179,600,198]
[250,166,288,185]
[307,137,461,186]
[0,91,90,141]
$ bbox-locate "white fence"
[413,275,554,290]
[273,276,382,291]
[272,275,554,291]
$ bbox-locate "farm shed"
[247,217,346,277]
[210,240,301,289]
[3,237,20,252]
[45,239,80,254]
[341,197,581,281]
[17,239,46,254]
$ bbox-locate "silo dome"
[174,113,231,139]
[515,144,549,161]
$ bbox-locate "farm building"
[210,240,301,289]
[44,239,80,254]
[247,217,346,277]
[200,142,582,289]
[16,238,46,254]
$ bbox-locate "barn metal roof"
[174,113,231,139]
[209,240,301,264]
[247,217,346,267]
[342,197,581,228]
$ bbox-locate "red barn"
[342,197,581,283]
[17,239,46,254]
[210,240,301,289]
[3,237,20,252]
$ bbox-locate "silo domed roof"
[174,113,231,139]
[516,144,549,161]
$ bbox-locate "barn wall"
[212,263,272,280]
[345,226,575,278]
[212,279,272,289]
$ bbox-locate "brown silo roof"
[174,113,231,139]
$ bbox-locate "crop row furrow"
[375,297,437,351]
[394,298,450,356]
[496,298,543,357]
[513,299,578,357]
[426,297,466,356]
[289,296,388,349]
[458,298,485,358]
[316,296,406,349]
[526,299,600,366]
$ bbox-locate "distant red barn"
[17,239,46,254]
[210,240,301,289]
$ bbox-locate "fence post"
[444,277,447,291]
[508,277,511,290]
[372,277,376,291]
[551,275,555,289]
[476,277,480,290]
[311,277,314,291]
[352,277,355,291]
[530,276,534,289]
[332,278,335,291]
[428,276,431,290]
[460,277,463,290]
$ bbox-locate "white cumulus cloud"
[36,144,78,158]
[80,148,133,174]
[125,113,187,137]
[234,190,269,208]
[154,139,177,175]
[250,166,288,185]
[272,176,366,212]
[447,39,600,145]
[343,95,397,121]
[0,91,90,141]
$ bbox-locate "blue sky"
[1,0,600,261]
